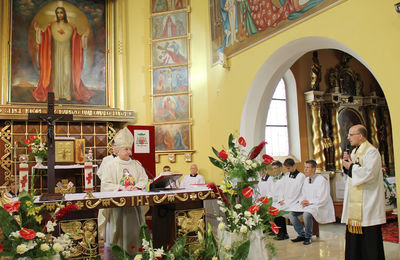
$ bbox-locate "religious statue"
[33,6,93,103]
[310,51,322,90]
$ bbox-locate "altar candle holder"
[84,149,95,199]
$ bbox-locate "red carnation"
[218,150,228,160]
[138,248,144,252]
[56,204,79,221]
[0,243,3,253]
[269,221,279,234]
[262,154,274,165]
[268,206,279,216]
[242,187,254,198]
[238,137,246,147]
[248,205,260,213]
[257,197,269,204]
[3,201,21,212]
[20,228,36,240]
[249,141,267,159]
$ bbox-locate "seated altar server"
[260,160,289,240]
[288,160,335,245]
[279,158,305,211]
[98,127,148,258]
[180,164,205,189]
[257,168,270,197]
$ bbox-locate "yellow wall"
[125,0,400,206]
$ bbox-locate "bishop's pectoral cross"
[28,92,73,200]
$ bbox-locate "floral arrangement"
[0,191,77,259]
[22,136,47,161]
[111,224,218,260]
[208,134,287,258]
[383,168,397,206]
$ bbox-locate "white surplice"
[98,158,148,255]
[97,154,116,180]
[259,173,285,207]
[290,174,335,224]
[180,174,205,189]
[280,171,305,211]
[341,145,386,226]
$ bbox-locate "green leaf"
[0,207,19,236]
[169,235,190,259]
[139,223,151,242]
[110,244,131,260]
[232,239,250,260]
[212,147,221,158]
[209,156,224,169]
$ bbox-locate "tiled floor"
[272,223,400,260]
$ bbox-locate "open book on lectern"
[149,173,182,191]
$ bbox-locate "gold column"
[331,104,342,170]
[0,1,11,105]
[383,108,394,166]
[368,106,379,148]
[114,0,127,110]
[310,101,325,171]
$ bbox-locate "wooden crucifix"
[28,92,73,200]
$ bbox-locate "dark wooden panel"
[82,123,94,134]
[13,122,26,133]
[69,123,81,134]
[95,135,107,146]
[95,123,107,134]
[55,124,68,134]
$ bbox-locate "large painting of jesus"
[10,0,108,105]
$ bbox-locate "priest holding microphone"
[342,124,386,260]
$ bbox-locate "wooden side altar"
[35,187,216,252]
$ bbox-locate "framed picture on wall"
[152,38,188,67]
[152,0,188,13]
[155,123,191,151]
[153,66,188,94]
[6,0,112,106]
[152,11,187,40]
[153,94,189,123]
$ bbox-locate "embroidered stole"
[348,141,372,234]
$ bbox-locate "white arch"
[240,36,373,148]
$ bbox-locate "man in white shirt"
[261,160,288,240]
[180,164,205,188]
[342,125,385,259]
[288,160,335,245]
[279,158,305,211]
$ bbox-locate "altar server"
[342,125,385,259]
[257,169,270,197]
[98,127,148,258]
[261,160,288,240]
[279,158,305,211]
[289,160,335,245]
[180,164,205,188]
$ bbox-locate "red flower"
[218,150,228,160]
[24,139,30,145]
[249,141,267,159]
[269,221,279,234]
[56,204,79,221]
[3,201,21,212]
[257,197,269,204]
[29,136,36,141]
[157,257,162,260]
[20,228,36,240]
[238,137,246,147]
[262,154,274,165]
[248,205,260,213]
[130,245,135,250]
[0,243,3,253]
[268,206,279,216]
[242,187,254,198]
[28,146,33,152]
[138,248,144,252]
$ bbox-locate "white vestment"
[280,171,305,211]
[97,154,116,181]
[291,174,335,224]
[180,174,205,189]
[258,174,284,207]
[341,145,386,226]
[98,158,148,255]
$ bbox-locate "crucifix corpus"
[28,92,73,201]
